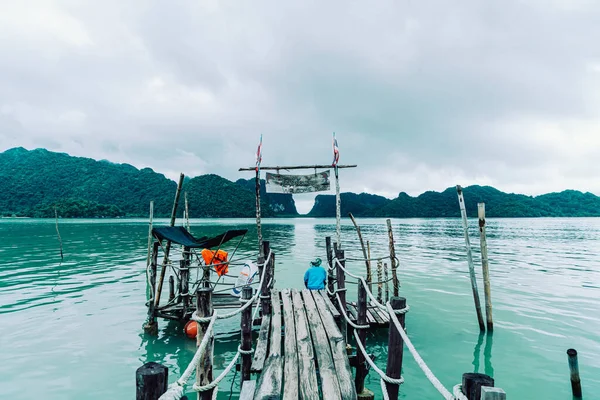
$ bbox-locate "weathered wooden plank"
[251,313,271,372]
[346,303,358,322]
[239,380,257,400]
[319,290,340,319]
[368,304,386,325]
[254,290,283,399]
[280,289,299,400]
[352,301,375,324]
[301,289,342,399]
[311,290,357,400]
[291,290,319,400]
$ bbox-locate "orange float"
[184,320,197,339]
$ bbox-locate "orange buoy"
[184,320,197,339]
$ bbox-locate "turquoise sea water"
[0,217,599,399]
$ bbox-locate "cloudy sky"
[1,1,599,212]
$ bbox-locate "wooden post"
[256,169,264,258]
[349,213,372,294]
[136,361,168,400]
[144,242,160,333]
[456,186,485,332]
[155,173,185,308]
[377,260,383,303]
[146,201,154,268]
[386,219,399,296]
[481,386,506,400]
[334,166,342,248]
[241,286,253,381]
[384,262,389,302]
[196,287,214,400]
[478,203,494,331]
[386,297,406,400]
[168,276,175,302]
[461,373,494,400]
[355,282,369,396]
[261,241,272,316]
[335,249,347,344]
[184,191,190,231]
[180,246,191,318]
[567,348,582,398]
[326,236,335,299]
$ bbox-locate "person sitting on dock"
[304,258,327,290]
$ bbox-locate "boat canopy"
[152,226,248,249]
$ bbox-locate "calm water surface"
[0,217,599,399]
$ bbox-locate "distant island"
[1,147,599,218]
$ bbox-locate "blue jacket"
[304,266,327,290]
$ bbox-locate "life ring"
[231,262,258,296]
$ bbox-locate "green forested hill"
[0,147,297,218]
[308,185,600,218]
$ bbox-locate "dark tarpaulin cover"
[152,226,247,249]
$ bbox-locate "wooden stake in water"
[478,203,494,331]
[567,348,582,398]
[184,192,190,231]
[54,207,63,262]
[155,173,184,309]
[349,213,372,293]
[146,201,154,268]
[456,185,485,332]
[386,219,399,296]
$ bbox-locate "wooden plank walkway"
[251,289,357,400]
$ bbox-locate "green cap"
[310,258,322,267]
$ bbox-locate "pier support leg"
[136,362,168,400]
[196,287,214,400]
[144,242,159,334]
[385,297,406,400]
[261,241,272,316]
[355,281,372,398]
[241,286,253,381]
[335,249,347,344]
[326,236,335,300]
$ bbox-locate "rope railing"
[329,255,467,400]
[159,250,272,399]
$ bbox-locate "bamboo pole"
[184,192,190,231]
[478,203,494,331]
[335,167,341,247]
[256,169,264,258]
[456,185,485,332]
[154,173,185,309]
[386,219,399,296]
[377,260,383,303]
[146,201,154,268]
[348,213,372,293]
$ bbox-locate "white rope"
[193,351,240,392]
[386,302,455,400]
[453,384,469,400]
[335,293,369,329]
[380,378,390,400]
[353,329,404,386]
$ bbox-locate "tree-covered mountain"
[308,185,600,218]
[235,178,298,216]
[0,147,297,218]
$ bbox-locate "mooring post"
[326,236,335,300]
[196,287,214,400]
[567,348,582,398]
[241,286,253,381]
[168,275,175,302]
[136,362,168,400]
[355,281,372,398]
[335,249,348,343]
[461,373,494,400]
[478,203,494,331]
[261,241,272,316]
[144,241,160,333]
[145,200,154,269]
[456,186,486,332]
[386,297,406,400]
[480,386,506,400]
[386,219,400,296]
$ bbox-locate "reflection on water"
[0,217,599,399]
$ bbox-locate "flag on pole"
[332,132,339,167]
[255,134,263,172]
